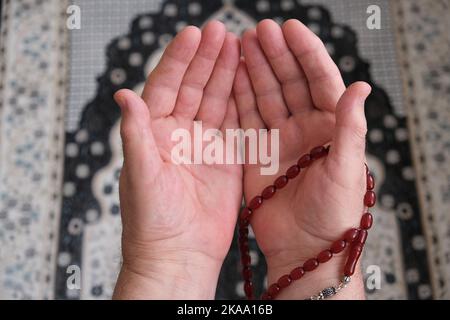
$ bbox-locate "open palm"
[114,21,242,281]
[233,20,372,278]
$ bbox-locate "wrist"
[114,241,223,299]
[266,254,365,300]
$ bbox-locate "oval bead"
[344,228,360,243]
[238,217,248,227]
[239,226,248,237]
[317,250,333,263]
[298,154,312,168]
[367,174,375,191]
[364,191,376,207]
[268,284,280,298]
[310,146,327,160]
[244,281,253,297]
[239,241,249,253]
[330,240,346,254]
[355,229,368,245]
[238,236,248,245]
[239,207,252,222]
[274,175,288,189]
[261,293,272,300]
[303,258,319,272]
[277,275,292,288]
[248,196,263,210]
[239,233,248,243]
[360,212,373,230]
[286,165,300,179]
[290,267,305,280]
[242,267,252,280]
[241,253,251,266]
[344,244,363,276]
[262,185,276,199]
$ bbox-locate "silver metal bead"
[321,287,336,298]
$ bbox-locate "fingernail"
[360,83,372,99]
[114,93,127,110]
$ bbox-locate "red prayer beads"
[290,267,305,280]
[367,174,375,191]
[262,186,276,199]
[286,165,300,179]
[274,175,288,189]
[268,284,280,298]
[344,228,359,243]
[277,275,292,288]
[310,146,328,159]
[360,213,373,230]
[344,244,363,277]
[248,196,263,210]
[239,207,252,222]
[317,250,333,263]
[364,191,376,207]
[303,258,319,272]
[330,240,346,254]
[297,154,312,168]
[238,145,376,300]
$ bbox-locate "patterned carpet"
[0,0,449,300]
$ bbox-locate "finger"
[242,29,289,128]
[114,89,163,179]
[220,98,243,167]
[172,21,226,120]
[233,61,266,131]
[327,82,372,185]
[142,26,201,119]
[220,97,240,132]
[196,32,241,128]
[283,19,345,112]
[256,19,313,114]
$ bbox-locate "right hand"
[113,21,242,299]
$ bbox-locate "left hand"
[233,19,371,299]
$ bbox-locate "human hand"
[113,21,242,299]
[233,19,372,299]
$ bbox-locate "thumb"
[327,82,372,185]
[114,89,162,178]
